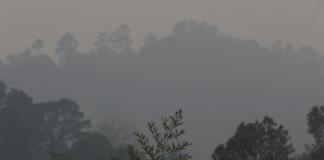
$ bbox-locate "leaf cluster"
[127,109,192,160]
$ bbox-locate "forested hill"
[1,20,323,159]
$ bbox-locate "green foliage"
[127,109,192,160]
[212,116,294,160]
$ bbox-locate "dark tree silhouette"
[0,80,90,160]
[212,116,294,160]
[307,106,324,144]
[37,98,91,152]
[306,106,324,160]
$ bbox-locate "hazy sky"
[1,0,323,58]
[1,1,324,159]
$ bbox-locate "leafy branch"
[127,109,192,160]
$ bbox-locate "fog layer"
[1,20,323,159]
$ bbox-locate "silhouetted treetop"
[56,32,79,61]
[212,116,294,160]
[94,25,133,55]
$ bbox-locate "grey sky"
[1,0,323,58]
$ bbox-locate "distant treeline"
[0,20,324,158]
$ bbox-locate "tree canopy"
[127,109,192,160]
[0,80,90,160]
[212,116,294,160]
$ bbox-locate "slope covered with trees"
[0,20,324,158]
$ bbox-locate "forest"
[0,20,324,160]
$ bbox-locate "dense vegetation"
[0,81,129,160]
[0,20,324,159]
[0,80,323,159]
